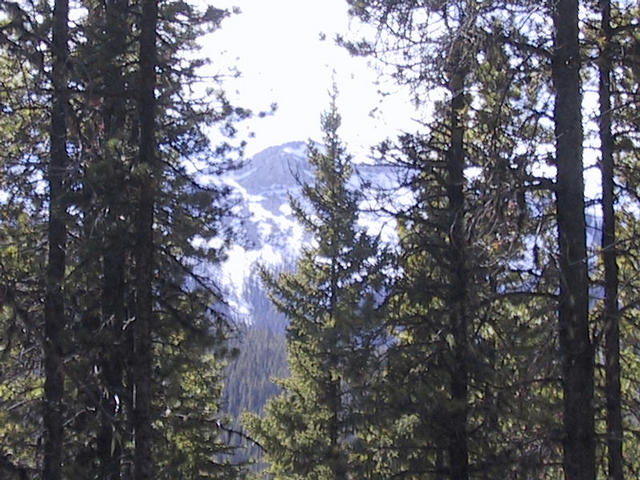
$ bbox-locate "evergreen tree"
[597,1,623,478]
[222,271,289,467]
[551,1,595,479]
[585,1,640,477]
[0,206,44,479]
[1,0,247,477]
[342,1,566,477]
[132,0,158,478]
[3,0,639,478]
[43,0,69,477]
[1,3,52,476]
[245,91,389,479]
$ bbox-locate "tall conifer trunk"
[447,29,469,480]
[43,0,69,478]
[599,1,623,478]
[551,1,595,479]
[98,1,129,478]
[133,0,157,478]
[328,246,345,479]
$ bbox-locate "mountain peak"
[230,141,313,196]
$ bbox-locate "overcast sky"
[207,0,417,157]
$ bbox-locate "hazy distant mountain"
[218,140,398,327]
[220,142,312,465]
[219,141,399,466]
[217,141,311,325]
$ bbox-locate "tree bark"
[599,1,623,479]
[98,2,129,478]
[133,0,157,479]
[447,34,469,480]
[551,1,596,479]
[328,211,345,480]
[43,0,69,478]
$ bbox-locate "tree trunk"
[133,0,157,479]
[551,1,596,479]
[447,36,469,480]
[98,1,129,478]
[599,1,623,479]
[328,246,345,479]
[43,0,69,478]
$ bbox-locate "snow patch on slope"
[216,140,401,325]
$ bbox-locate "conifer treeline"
[1,0,640,479]
[247,1,640,479]
[1,0,246,478]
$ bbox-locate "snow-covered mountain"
[218,141,311,320]
[215,140,399,324]
[219,141,395,459]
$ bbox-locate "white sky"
[205,0,418,157]
[201,1,602,200]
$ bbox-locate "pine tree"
[131,0,158,478]
[222,271,289,466]
[1,3,54,476]
[342,1,568,477]
[43,0,69,477]
[550,1,595,479]
[0,207,44,478]
[245,90,389,479]
[1,0,247,477]
[598,1,623,478]
[586,1,640,477]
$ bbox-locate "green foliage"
[153,334,237,479]
[0,34,48,476]
[245,92,390,479]
[0,210,44,475]
[0,0,246,477]
[340,2,567,478]
[1,0,639,478]
[225,324,288,419]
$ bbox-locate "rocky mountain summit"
[218,140,397,324]
[218,141,311,322]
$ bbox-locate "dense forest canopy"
[1,0,640,479]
